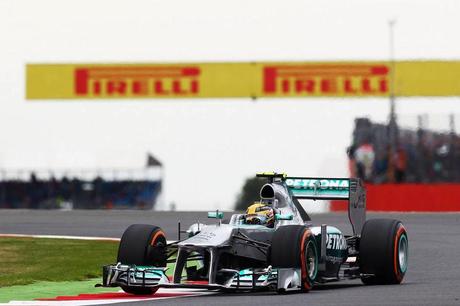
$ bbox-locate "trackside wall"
[330,184,460,212]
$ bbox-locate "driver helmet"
[244,203,275,228]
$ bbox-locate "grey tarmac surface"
[1,210,460,305]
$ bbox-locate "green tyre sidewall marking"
[306,238,318,282]
[398,233,408,274]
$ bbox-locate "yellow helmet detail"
[245,203,275,227]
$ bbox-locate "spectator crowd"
[0,173,161,209]
[348,118,460,183]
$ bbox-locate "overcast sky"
[1,0,460,210]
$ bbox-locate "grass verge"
[0,278,119,303]
[0,237,118,287]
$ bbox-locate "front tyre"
[117,224,167,295]
[271,225,318,292]
[359,219,408,285]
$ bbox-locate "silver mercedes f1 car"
[100,173,408,294]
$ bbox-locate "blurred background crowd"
[349,114,460,183]
[0,176,160,209]
[0,155,162,209]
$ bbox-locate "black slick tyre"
[117,224,167,295]
[359,218,408,285]
[271,225,318,292]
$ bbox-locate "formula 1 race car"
[100,173,408,294]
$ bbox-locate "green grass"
[0,278,119,303]
[0,237,202,303]
[0,237,118,287]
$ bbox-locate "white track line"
[0,234,176,244]
[0,234,120,241]
[0,288,214,306]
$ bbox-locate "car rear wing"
[285,177,366,236]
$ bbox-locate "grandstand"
[0,163,162,210]
[349,115,460,183]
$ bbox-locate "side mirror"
[208,211,224,219]
[275,213,293,221]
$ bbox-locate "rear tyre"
[271,225,318,292]
[359,219,408,285]
[117,224,167,295]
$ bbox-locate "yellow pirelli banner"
[26,61,460,99]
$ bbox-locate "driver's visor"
[245,214,268,224]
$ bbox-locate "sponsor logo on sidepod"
[326,233,347,251]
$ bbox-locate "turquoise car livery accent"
[286,179,350,199]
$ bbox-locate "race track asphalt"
[1,210,460,305]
